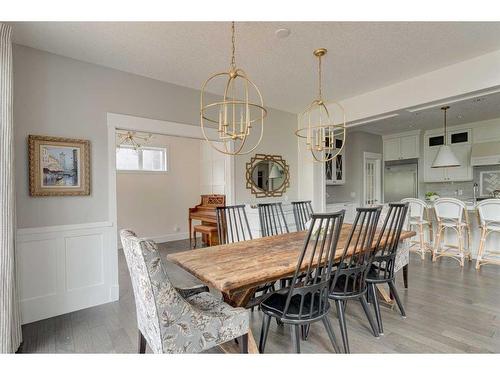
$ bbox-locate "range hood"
[471,141,500,166]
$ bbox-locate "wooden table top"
[168,224,416,295]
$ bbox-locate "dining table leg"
[218,288,259,354]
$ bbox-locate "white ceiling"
[353,89,500,135]
[10,21,500,114]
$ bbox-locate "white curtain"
[0,22,22,353]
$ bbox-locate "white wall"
[116,134,201,242]
[13,44,298,229]
[13,45,298,322]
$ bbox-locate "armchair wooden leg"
[138,330,146,354]
[403,264,408,289]
[240,333,248,353]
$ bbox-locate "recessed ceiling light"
[457,115,463,119]
[275,28,291,39]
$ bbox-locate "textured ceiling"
[353,90,500,135]
[10,21,500,113]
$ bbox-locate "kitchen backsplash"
[422,165,500,199]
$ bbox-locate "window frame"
[116,144,169,174]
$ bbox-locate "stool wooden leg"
[433,225,442,262]
[476,227,487,270]
[458,227,465,267]
[419,223,425,260]
[467,226,472,261]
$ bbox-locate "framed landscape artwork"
[28,135,91,196]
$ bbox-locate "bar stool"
[401,198,433,260]
[475,199,500,270]
[432,198,471,267]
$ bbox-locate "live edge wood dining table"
[167,223,416,353]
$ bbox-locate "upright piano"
[188,194,226,247]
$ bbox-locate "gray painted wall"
[326,131,383,204]
[13,45,297,228]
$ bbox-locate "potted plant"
[425,192,440,202]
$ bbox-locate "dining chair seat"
[366,266,392,284]
[329,272,367,298]
[260,290,327,322]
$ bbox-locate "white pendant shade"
[432,145,460,168]
[269,163,281,179]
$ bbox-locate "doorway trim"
[107,112,235,247]
[363,152,382,206]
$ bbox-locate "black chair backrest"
[257,202,289,237]
[330,206,382,297]
[370,203,409,281]
[281,211,345,321]
[216,205,252,245]
[292,200,313,231]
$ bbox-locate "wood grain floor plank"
[18,239,500,354]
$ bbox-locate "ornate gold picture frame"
[246,154,290,198]
[28,135,91,196]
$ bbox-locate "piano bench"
[193,224,218,248]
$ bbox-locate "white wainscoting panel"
[16,221,118,324]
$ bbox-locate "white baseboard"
[147,232,189,244]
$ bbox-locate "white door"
[199,141,233,203]
[363,152,382,206]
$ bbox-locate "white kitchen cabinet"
[383,138,401,161]
[423,131,472,182]
[325,139,345,185]
[400,135,419,159]
[445,144,472,181]
[423,144,446,182]
[383,132,420,161]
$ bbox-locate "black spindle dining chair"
[259,211,345,354]
[292,200,314,231]
[216,204,272,309]
[366,203,409,334]
[216,205,252,245]
[257,202,289,236]
[328,206,382,353]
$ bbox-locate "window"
[428,135,444,147]
[451,132,468,144]
[116,146,167,172]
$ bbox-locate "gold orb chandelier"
[200,22,267,156]
[296,48,346,163]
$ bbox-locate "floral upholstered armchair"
[120,230,249,353]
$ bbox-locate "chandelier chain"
[318,54,322,100]
[231,21,236,69]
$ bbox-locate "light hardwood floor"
[20,239,500,353]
